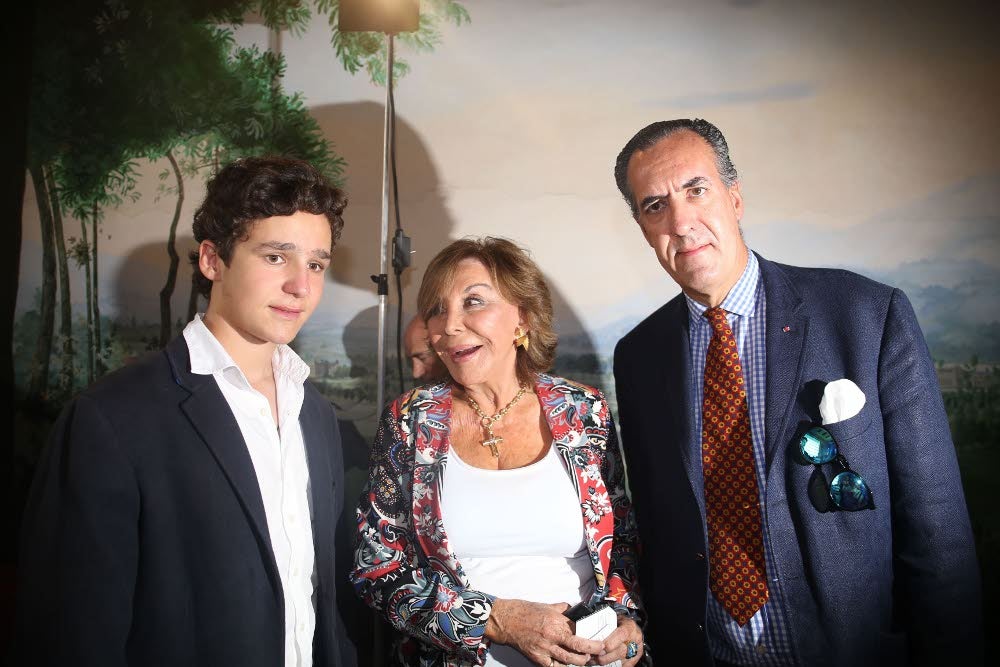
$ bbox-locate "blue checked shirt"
[686,250,794,665]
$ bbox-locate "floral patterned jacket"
[351,374,642,666]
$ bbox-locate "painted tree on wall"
[19,0,469,401]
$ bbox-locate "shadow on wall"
[312,100,448,296]
[313,101,600,418]
[111,235,200,347]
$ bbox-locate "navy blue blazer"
[17,335,354,666]
[613,254,982,666]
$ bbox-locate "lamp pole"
[374,34,395,414]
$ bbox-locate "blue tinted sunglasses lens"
[799,426,837,464]
[800,427,875,511]
[830,470,874,511]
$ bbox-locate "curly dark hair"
[188,155,347,299]
[417,237,556,386]
[614,118,738,217]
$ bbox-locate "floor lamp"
[339,0,418,414]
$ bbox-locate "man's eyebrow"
[255,241,331,260]
[682,176,709,189]
[638,176,712,210]
[639,194,665,210]
[255,241,296,252]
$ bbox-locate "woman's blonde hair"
[417,237,556,385]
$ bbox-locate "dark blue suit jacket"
[613,254,982,666]
[17,336,355,666]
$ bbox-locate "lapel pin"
[782,325,791,333]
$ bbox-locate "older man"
[612,119,981,666]
[404,314,446,383]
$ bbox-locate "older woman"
[352,237,644,667]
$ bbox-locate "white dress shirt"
[183,315,317,667]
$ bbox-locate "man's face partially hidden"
[404,316,446,383]
[626,130,748,307]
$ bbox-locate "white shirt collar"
[182,314,311,387]
[685,247,760,322]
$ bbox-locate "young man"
[17,156,355,666]
[612,119,981,665]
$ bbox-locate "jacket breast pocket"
[821,407,873,450]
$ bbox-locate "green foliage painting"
[20,0,468,404]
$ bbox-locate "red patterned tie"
[702,307,769,626]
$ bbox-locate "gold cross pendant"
[482,436,502,457]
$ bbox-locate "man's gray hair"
[614,118,738,217]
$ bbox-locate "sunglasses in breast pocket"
[799,425,874,511]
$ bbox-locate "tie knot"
[704,307,730,332]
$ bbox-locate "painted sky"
[17,0,1000,359]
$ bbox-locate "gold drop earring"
[514,326,530,351]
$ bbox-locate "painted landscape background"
[11,0,1000,655]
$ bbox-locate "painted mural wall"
[19,0,1000,420]
[15,0,1000,632]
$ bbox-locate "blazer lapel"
[540,376,615,592]
[759,255,808,475]
[165,337,283,606]
[407,385,464,578]
[646,298,704,513]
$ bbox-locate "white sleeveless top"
[441,443,596,667]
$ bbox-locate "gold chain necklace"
[464,384,529,457]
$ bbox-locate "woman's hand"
[486,599,605,666]
[595,616,644,667]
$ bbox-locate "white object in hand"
[574,605,621,667]
[819,379,866,424]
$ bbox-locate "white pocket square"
[819,378,866,425]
